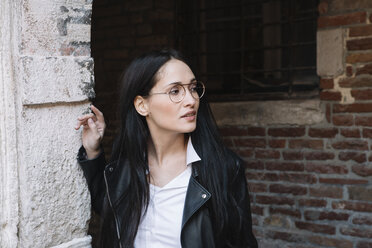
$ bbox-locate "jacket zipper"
[104,169,123,248]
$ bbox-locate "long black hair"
[102,49,244,247]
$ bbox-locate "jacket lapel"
[182,165,211,228]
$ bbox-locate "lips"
[181,111,196,118]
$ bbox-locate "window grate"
[175,0,319,101]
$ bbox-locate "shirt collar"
[186,137,201,166]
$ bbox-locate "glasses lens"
[169,84,185,102]
[195,81,205,98]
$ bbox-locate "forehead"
[154,59,195,87]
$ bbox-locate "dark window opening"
[175,0,319,101]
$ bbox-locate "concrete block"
[317,29,344,77]
[210,99,324,126]
[20,56,95,105]
[18,104,91,248]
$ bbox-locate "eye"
[189,83,197,92]
[169,85,181,95]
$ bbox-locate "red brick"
[295,221,335,234]
[319,178,368,185]
[320,78,334,89]
[352,165,372,177]
[332,140,368,150]
[340,227,372,238]
[289,139,323,149]
[318,12,366,28]
[248,182,267,193]
[245,160,264,170]
[346,66,353,77]
[318,2,328,15]
[348,37,372,51]
[339,151,367,163]
[270,207,301,218]
[326,103,331,123]
[340,128,360,138]
[308,236,353,248]
[304,151,335,160]
[247,127,266,136]
[256,195,295,205]
[268,139,286,148]
[309,186,343,198]
[305,210,349,221]
[236,148,254,158]
[356,116,372,126]
[222,137,234,147]
[305,163,348,174]
[333,200,372,212]
[332,115,354,126]
[346,53,372,63]
[103,49,129,59]
[363,128,372,138]
[269,184,307,195]
[233,138,266,148]
[268,127,305,137]
[267,231,304,243]
[283,151,304,160]
[357,241,372,248]
[246,172,279,181]
[350,25,372,37]
[266,161,304,171]
[255,149,280,159]
[308,127,338,138]
[339,77,372,88]
[356,63,372,76]
[369,153,372,161]
[353,216,372,225]
[348,186,372,201]
[334,103,372,113]
[278,173,317,184]
[219,126,248,136]
[320,91,342,101]
[299,198,327,207]
[251,205,264,215]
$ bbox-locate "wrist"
[85,148,102,160]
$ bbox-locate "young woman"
[75,49,258,248]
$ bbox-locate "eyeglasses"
[148,81,205,103]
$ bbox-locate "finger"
[87,118,100,136]
[91,105,105,122]
[77,113,95,121]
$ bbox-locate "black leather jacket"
[78,146,258,248]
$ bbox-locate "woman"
[75,49,258,248]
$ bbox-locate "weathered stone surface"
[51,236,92,248]
[20,56,94,104]
[317,29,344,77]
[18,105,91,248]
[21,0,92,56]
[210,100,324,126]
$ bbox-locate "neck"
[147,133,187,167]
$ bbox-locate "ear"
[134,95,149,116]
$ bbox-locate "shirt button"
[109,167,113,172]
[202,193,207,199]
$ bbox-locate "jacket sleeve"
[231,158,258,248]
[77,145,107,215]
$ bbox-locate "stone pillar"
[0,0,94,247]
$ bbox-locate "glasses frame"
[148,81,205,103]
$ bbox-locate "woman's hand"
[75,105,106,159]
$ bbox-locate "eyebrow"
[167,78,197,86]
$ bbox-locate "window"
[175,0,319,101]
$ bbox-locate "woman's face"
[143,59,200,136]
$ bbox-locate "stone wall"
[0,0,94,247]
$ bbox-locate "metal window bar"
[175,0,319,100]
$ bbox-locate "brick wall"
[218,1,372,247]
[91,0,372,247]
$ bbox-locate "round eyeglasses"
[149,81,205,103]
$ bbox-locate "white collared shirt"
[134,138,201,248]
